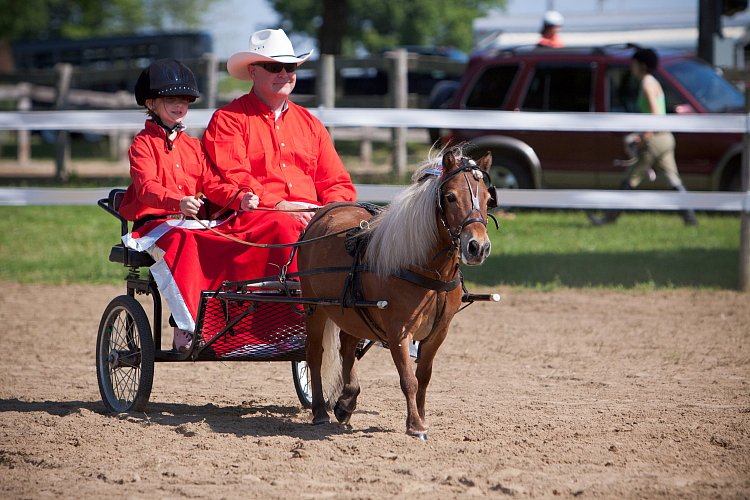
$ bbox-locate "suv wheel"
[489,157,533,189]
[722,160,742,191]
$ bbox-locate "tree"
[0,0,218,71]
[0,0,217,41]
[269,0,507,56]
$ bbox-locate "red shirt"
[538,34,564,48]
[202,91,356,208]
[119,120,242,221]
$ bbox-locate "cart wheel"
[291,360,312,409]
[96,295,155,413]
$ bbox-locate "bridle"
[434,158,499,246]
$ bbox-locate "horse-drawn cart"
[96,188,400,413]
[98,189,307,412]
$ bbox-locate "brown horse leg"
[414,359,433,423]
[413,331,445,424]
[333,331,361,425]
[305,313,331,425]
[389,335,428,440]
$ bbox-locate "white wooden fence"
[0,107,748,289]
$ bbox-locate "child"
[119,59,259,352]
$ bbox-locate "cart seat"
[98,188,156,268]
[108,243,155,267]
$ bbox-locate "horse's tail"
[320,318,343,409]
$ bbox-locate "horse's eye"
[445,192,457,203]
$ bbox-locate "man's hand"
[240,192,260,211]
[275,200,319,225]
[180,195,204,216]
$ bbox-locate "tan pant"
[624,132,683,188]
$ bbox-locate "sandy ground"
[0,282,748,499]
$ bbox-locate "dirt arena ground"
[0,282,748,499]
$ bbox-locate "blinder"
[487,185,498,209]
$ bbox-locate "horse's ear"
[442,150,458,173]
[477,151,492,173]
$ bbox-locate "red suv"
[441,45,745,191]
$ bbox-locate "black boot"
[588,210,620,226]
[673,185,698,226]
[588,180,630,226]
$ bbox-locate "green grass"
[0,205,126,284]
[0,206,741,289]
[461,210,741,290]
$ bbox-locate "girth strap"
[395,269,462,292]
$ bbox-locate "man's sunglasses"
[253,62,298,74]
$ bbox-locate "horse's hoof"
[408,431,428,441]
[333,402,352,425]
[312,415,330,426]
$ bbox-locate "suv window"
[607,65,687,113]
[522,64,594,112]
[606,64,689,113]
[465,64,520,109]
[664,58,745,112]
[656,76,690,113]
[607,65,639,112]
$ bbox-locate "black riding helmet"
[134,58,200,106]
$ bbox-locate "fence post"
[317,54,336,109]
[54,63,72,181]
[389,49,408,176]
[204,52,218,111]
[17,83,31,166]
[360,127,373,169]
[739,93,750,291]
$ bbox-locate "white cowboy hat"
[227,29,313,81]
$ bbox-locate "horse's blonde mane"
[363,145,464,277]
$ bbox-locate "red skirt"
[123,210,306,333]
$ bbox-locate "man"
[202,28,356,226]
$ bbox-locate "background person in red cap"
[537,10,565,48]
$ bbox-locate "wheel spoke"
[112,366,139,406]
[109,311,140,407]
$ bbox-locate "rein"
[187,212,362,249]
[180,191,364,249]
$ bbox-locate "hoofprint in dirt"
[0,282,747,499]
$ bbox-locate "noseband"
[434,158,499,245]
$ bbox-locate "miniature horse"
[297,148,495,440]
